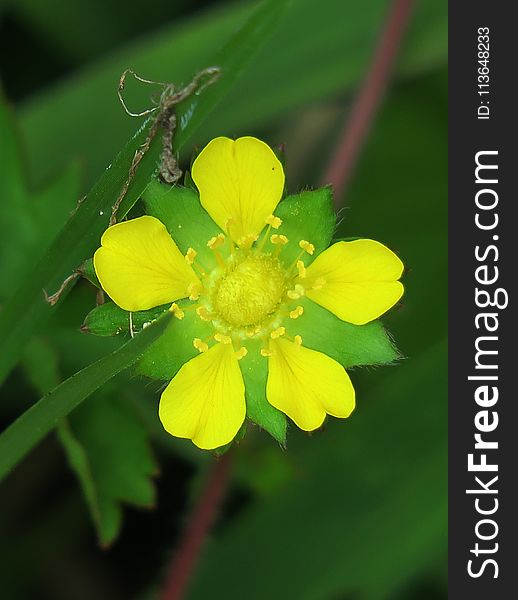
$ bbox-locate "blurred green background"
[0,0,447,598]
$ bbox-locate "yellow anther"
[270,234,288,246]
[185,247,197,265]
[169,303,185,320]
[235,347,248,360]
[287,284,305,300]
[207,233,226,250]
[214,332,232,344]
[299,240,315,255]
[270,326,286,339]
[312,277,326,290]
[266,214,282,229]
[193,338,208,353]
[260,348,273,357]
[293,335,302,348]
[245,324,261,338]
[196,306,211,321]
[237,233,258,248]
[289,306,304,319]
[188,282,202,300]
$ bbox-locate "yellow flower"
[94,137,404,450]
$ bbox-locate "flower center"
[213,254,286,328]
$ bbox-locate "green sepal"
[240,339,287,445]
[135,306,213,381]
[285,298,400,368]
[142,179,223,265]
[212,422,248,456]
[183,169,197,192]
[78,258,101,288]
[275,186,336,266]
[82,302,168,337]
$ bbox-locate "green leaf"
[142,180,223,265]
[275,187,336,266]
[21,336,158,547]
[21,337,62,396]
[0,0,289,385]
[82,301,168,337]
[285,297,399,368]
[240,339,287,444]
[136,308,212,381]
[77,257,101,288]
[0,311,171,482]
[59,395,158,547]
[0,93,81,297]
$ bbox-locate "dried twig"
[110,67,221,225]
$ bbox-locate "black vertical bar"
[449,3,516,598]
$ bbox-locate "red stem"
[323,0,415,205]
[159,453,232,600]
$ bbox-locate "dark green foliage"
[0,0,447,596]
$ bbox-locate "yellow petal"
[159,342,246,449]
[305,239,404,325]
[94,216,199,312]
[267,338,355,431]
[191,136,284,244]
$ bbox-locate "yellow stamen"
[185,247,197,264]
[184,247,206,277]
[169,303,185,320]
[293,335,302,348]
[257,215,282,253]
[260,348,273,357]
[289,306,304,319]
[270,234,288,246]
[238,234,258,249]
[207,234,226,269]
[257,223,272,253]
[193,338,208,353]
[188,282,202,301]
[296,260,306,278]
[196,306,212,321]
[245,325,262,338]
[235,347,248,360]
[287,284,305,300]
[266,214,282,229]
[214,332,232,344]
[270,326,286,339]
[207,233,226,250]
[299,240,315,255]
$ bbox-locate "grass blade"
[0,311,171,482]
